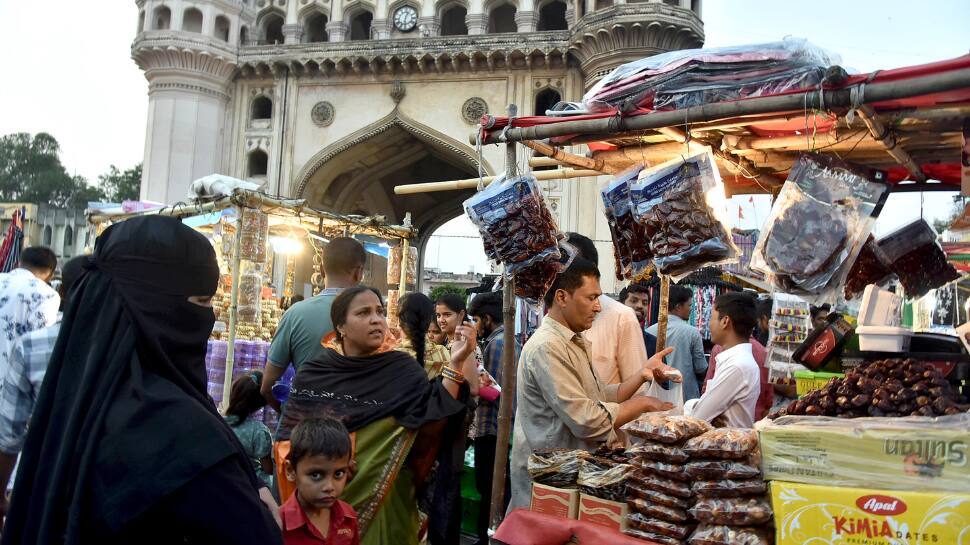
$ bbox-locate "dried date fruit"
[844,235,893,300]
[622,414,712,444]
[635,459,690,482]
[627,512,691,539]
[629,472,692,499]
[628,497,689,523]
[691,479,767,498]
[626,442,690,464]
[602,168,653,280]
[624,528,684,545]
[688,523,772,545]
[684,459,761,480]
[626,481,689,509]
[684,429,758,459]
[689,497,773,526]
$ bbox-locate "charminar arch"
[132,0,704,292]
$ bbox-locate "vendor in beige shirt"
[566,233,651,385]
[508,257,675,511]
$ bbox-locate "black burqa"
[2,216,274,544]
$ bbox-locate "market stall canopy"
[86,188,417,240]
[473,42,970,195]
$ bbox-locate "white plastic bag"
[639,373,685,415]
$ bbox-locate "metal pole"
[489,104,519,534]
[655,274,671,352]
[221,206,245,412]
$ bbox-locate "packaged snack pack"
[628,497,689,523]
[577,456,633,501]
[752,154,889,302]
[626,442,690,464]
[691,478,767,498]
[622,413,713,444]
[689,497,773,525]
[876,219,960,299]
[630,149,739,278]
[527,448,587,488]
[684,428,758,459]
[601,166,652,280]
[688,523,772,545]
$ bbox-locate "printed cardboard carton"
[577,493,629,532]
[530,482,579,519]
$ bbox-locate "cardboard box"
[530,483,579,519]
[771,481,970,545]
[577,493,629,532]
[759,415,970,492]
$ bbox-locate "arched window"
[153,6,172,30]
[182,7,204,33]
[248,150,269,177]
[63,226,74,256]
[43,225,52,246]
[263,13,285,44]
[252,96,273,120]
[488,3,517,33]
[240,25,249,45]
[595,0,613,8]
[138,10,146,33]
[534,88,561,116]
[349,11,373,40]
[537,0,567,30]
[304,11,329,42]
[214,15,231,41]
[440,5,468,35]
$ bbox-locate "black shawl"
[276,347,467,439]
[2,216,263,544]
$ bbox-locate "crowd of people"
[0,217,778,544]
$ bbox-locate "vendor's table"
[493,509,662,545]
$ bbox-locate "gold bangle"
[442,367,465,384]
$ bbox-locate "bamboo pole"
[490,105,519,535]
[393,168,603,195]
[529,157,565,168]
[655,275,671,352]
[398,212,411,294]
[221,207,245,413]
[855,104,927,182]
[473,67,970,145]
[520,139,620,174]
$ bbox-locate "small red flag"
[738,206,745,220]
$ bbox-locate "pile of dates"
[777,359,968,419]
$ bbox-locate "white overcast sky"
[0,1,968,274]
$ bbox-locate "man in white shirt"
[685,292,760,428]
[566,234,671,385]
[0,247,59,378]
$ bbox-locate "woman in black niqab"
[2,216,282,545]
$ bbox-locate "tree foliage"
[428,283,467,303]
[98,163,142,202]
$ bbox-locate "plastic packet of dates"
[634,458,690,481]
[624,528,684,545]
[843,235,894,300]
[687,523,772,545]
[626,479,689,509]
[601,166,652,280]
[527,448,587,488]
[626,512,692,539]
[875,219,960,299]
[630,149,739,279]
[628,472,692,498]
[684,428,759,459]
[626,442,690,464]
[751,153,890,303]
[622,413,713,444]
[628,497,689,523]
[464,174,562,274]
[691,478,767,498]
[689,497,773,525]
[684,457,761,480]
[576,456,633,501]
[506,240,578,303]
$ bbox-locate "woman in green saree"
[278,287,478,545]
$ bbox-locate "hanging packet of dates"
[629,149,739,279]
[751,154,890,303]
[601,166,652,280]
[464,174,566,302]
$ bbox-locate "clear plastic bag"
[601,166,652,280]
[622,413,712,444]
[691,478,767,498]
[626,512,692,539]
[876,219,960,299]
[626,442,690,464]
[751,154,890,302]
[237,263,263,327]
[687,523,772,545]
[625,480,689,509]
[628,472,691,499]
[634,459,689,482]
[624,528,683,545]
[689,497,773,525]
[238,209,269,263]
[464,174,562,275]
[576,456,633,501]
[684,429,758,459]
[684,458,761,480]
[527,448,587,488]
[511,240,577,303]
[628,497,689,523]
[630,150,739,279]
[843,235,893,300]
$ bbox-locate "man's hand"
[642,347,682,383]
[258,486,281,528]
[640,396,674,413]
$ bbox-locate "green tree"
[933,197,967,234]
[98,163,142,202]
[0,132,104,207]
[429,283,467,303]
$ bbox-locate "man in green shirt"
[260,237,366,412]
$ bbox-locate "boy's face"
[286,453,350,511]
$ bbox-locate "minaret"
[132,0,252,203]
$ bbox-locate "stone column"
[326,21,348,42]
[372,19,392,39]
[283,24,303,43]
[515,10,537,32]
[418,16,440,36]
[466,13,487,34]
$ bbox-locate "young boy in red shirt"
[282,417,359,545]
